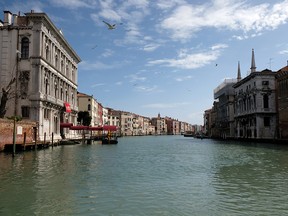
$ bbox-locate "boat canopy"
[69,126,89,130]
[60,123,73,128]
[89,126,103,131]
[103,125,117,131]
[60,124,117,131]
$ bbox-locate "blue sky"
[2,0,288,125]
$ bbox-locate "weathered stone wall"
[0,119,36,151]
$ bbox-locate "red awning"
[103,125,117,131]
[64,102,71,113]
[69,126,89,130]
[60,123,73,128]
[89,126,103,131]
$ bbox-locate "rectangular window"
[44,109,50,119]
[21,37,29,59]
[264,117,270,127]
[21,106,30,118]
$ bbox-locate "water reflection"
[211,142,288,215]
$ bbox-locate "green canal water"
[1,136,288,215]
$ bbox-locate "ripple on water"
[1,137,288,215]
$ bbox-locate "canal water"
[1,136,288,216]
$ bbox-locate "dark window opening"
[21,106,30,118]
[21,37,29,59]
[263,94,269,109]
[264,117,270,127]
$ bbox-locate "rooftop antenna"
[268,58,273,70]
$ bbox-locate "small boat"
[101,129,118,144]
[183,133,194,137]
[60,139,81,145]
[102,138,118,144]
[183,131,194,137]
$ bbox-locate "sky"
[2,0,288,125]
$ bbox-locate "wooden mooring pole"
[44,132,46,148]
[23,132,26,151]
[34,127,37,150]
[12,117,16,157]
[51,132,54,148]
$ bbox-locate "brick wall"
[0,119,36,151]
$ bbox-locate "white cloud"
[101,49,114,57]
[175,75,193,82]
[79,60,115,70]
[50,0,95,9]
[159,0,288,40]
[135,85,159,93]
[90,0,151,45]
[9,1,45,13]
[279,49,288,55]
[142,43,160,52]
[156,0,186,10]
[148,43,228,69]
[91,83,105,87]
[126,73,147,82]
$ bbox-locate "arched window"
[72,93,74,105]
[54,116,58,133]
[66,64,68,76]
[45,77,49,95]
[60,87,63,100]
[54,81,58,97]
[71,69,74,81]
[21,37,29,59]
[65,89,68,102]
[55,54,59,69]
[46,45,50,61]
[61,60,64,73]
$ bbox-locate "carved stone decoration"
[19,71,30,99]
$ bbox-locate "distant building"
[107,108,121,136]
[77,92,98,126]
[102,107,108,125]
[121,111,134,136]
[107,108,120,126]
[0,11,81,141]
[151,113,167,135]
[203,108,212,136]
[213,78,238,138]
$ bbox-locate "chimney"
[13,14,18,26]
[4,11,12,26]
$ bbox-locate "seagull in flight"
[102,20,122,30]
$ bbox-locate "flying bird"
[103,20,116,30]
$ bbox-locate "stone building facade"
[276,65,288,139]
[78,92,99,126]
[233,51,277,140]
[0,11,81,141]
[213,78,238,138]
